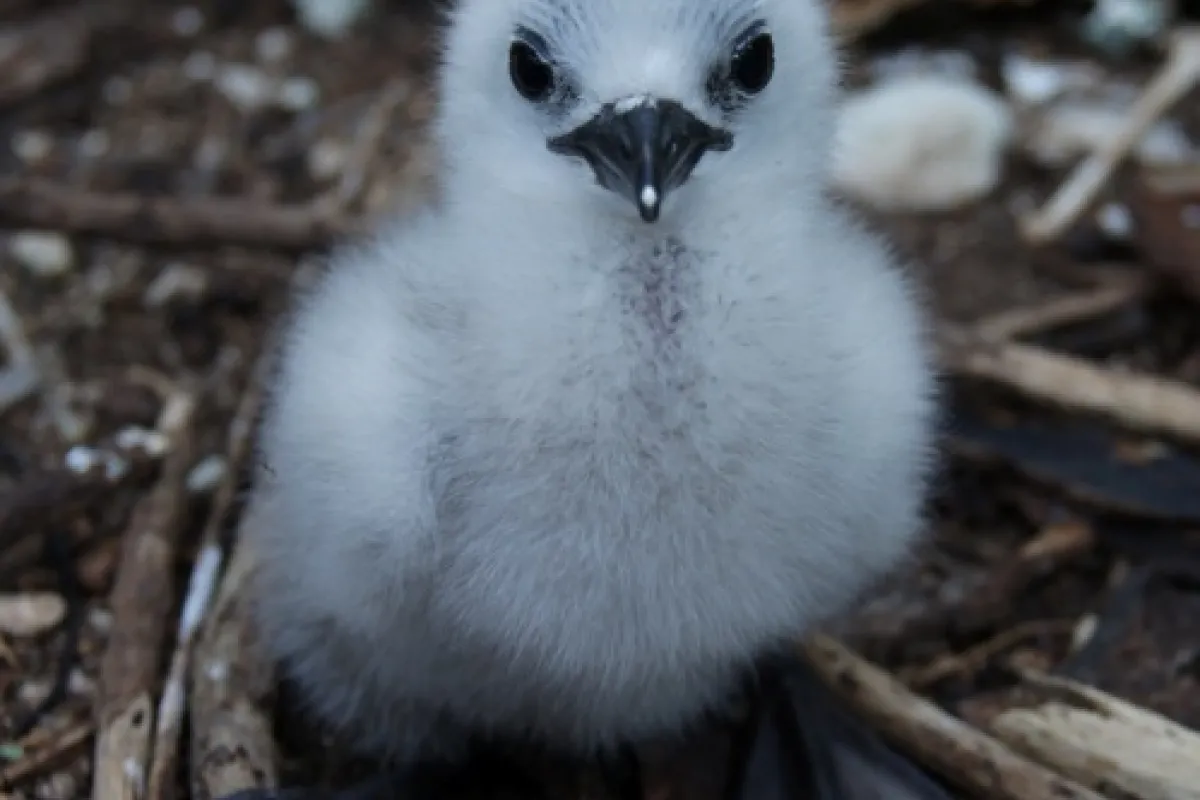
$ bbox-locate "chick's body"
[244,0,937,769]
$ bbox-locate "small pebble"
[0,593,67,637]
[17,679,52,708]
[204,659,229,682]
[193,137,227,174]
[1001,54,1101,106]
[277,76,321,111]
[87,607,114,633]
[186,454,228,494]
[64,445,101,474]
[1080,0,1170,56]
[1071,613,1098,652]
[12,129,53,163]
[9,231,74,277]
[77,128,111,160]
[1096,202,1133,240]
[292,0,373,38]
[115,426,169,457]
[102,76,133,105]
[307,138,347,180]
[182,50,217,82]
[143,263,208,307]
[171,6,205,37]
[215,63,275,111]
[256,27,295,63]
[68,668,94,696]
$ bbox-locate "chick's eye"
[730,32,774,95]
[509,40,555,101]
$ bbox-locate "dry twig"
[939,324,1200,445]
[0,723,93,789]
[801,634,1106,800]
[146,364,266,800]
[188,536,279,800]
[1021,28,1200,244]
[312,82,409,214]
[974,278,1150,342]
[92,385,198,800]
[0,179,363,251]
[986,670,1200,800]
[898,620,1075,690]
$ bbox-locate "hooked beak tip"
[548,97,731,224]
[637,185,661,223]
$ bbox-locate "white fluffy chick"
[832,73,1013,213]
[244,0,937,787]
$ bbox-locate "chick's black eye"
[730,32,774,94]
[509,40,555,102]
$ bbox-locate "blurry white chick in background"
[831,73,1014,213]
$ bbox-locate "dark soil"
[1,1,1199,799]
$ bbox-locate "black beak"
[547,98,733,223]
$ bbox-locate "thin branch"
[801,634,1107,800]
[1021,28,1200,244]
[898,620,1075,690]
[0,722,93,789]
[0,179,363,251]
[987,670,1200,800]
[92,384,198,800]
[974,278,1150,343]
[188,536,280,800]
[147,363,267,800]
[939,324,1200,445]
[311,81,409,215]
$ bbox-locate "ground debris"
[0,2,1198,799]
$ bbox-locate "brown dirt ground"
[1,1,1199,799]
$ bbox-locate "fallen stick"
[312,81,409,215]
[146,364,267,800]
[92,386,198,800]
[974,278,1150,342]
[801,634,1106,800]
[986,670,1200,800]
[897,620,1076,690]
[188,534,280,800]
[0,722,93,789]
[1021,28,1200,245]
[0,179,363,251]
[939,324,1200,445]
